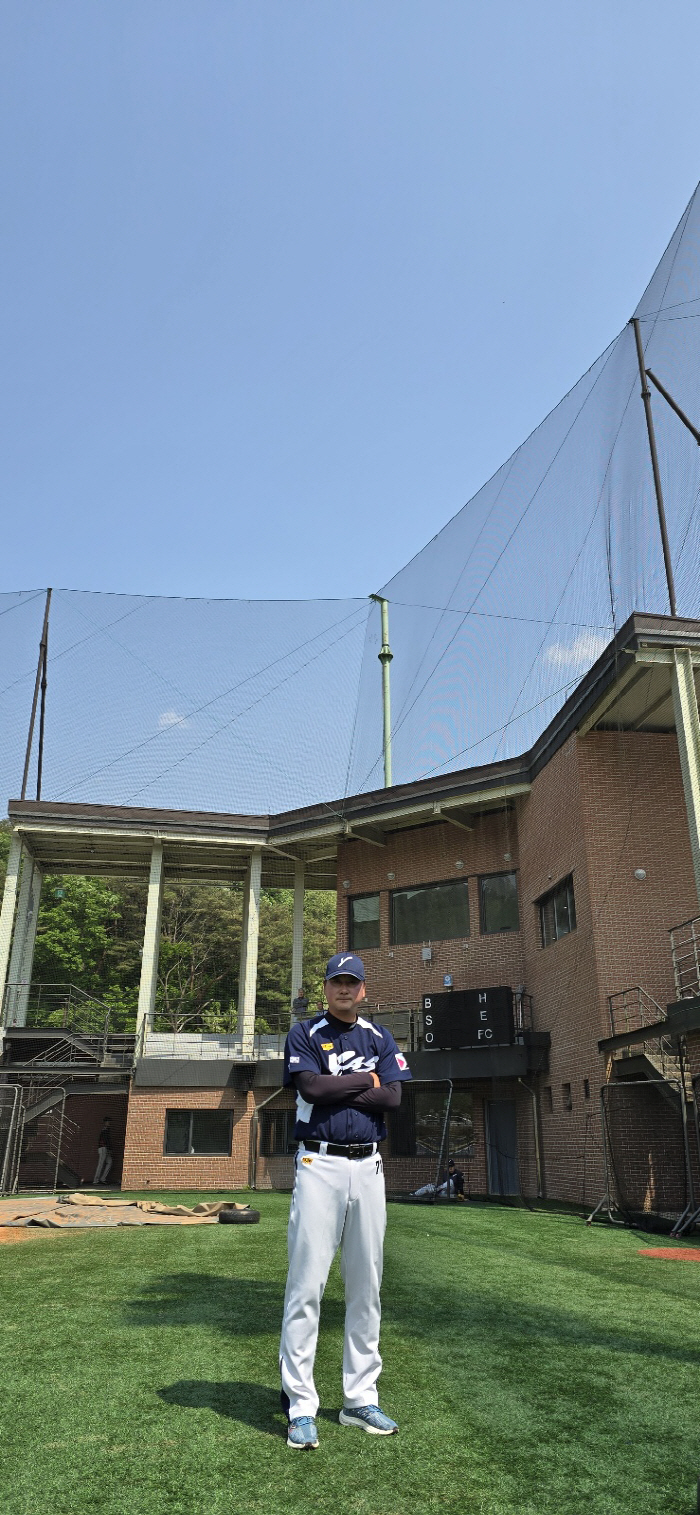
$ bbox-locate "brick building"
[2,611,700,1214]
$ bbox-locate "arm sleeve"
[294,1069,375,1104]
[350,1080,402,1111]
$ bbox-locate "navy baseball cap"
[324,952,365,982]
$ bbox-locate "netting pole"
[631,319,678,617]
[290,859,305,1024]
[21,587,51,800]
[370,595,393,787]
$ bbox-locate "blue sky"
[2,1,700,602]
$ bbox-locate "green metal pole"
[370,595,393,787]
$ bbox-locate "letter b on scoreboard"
[421,987,514,1049]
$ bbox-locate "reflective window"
[349,893,381,949]
[391,880,469,945]
[479,872,519,933]
[164,1109,232,1155]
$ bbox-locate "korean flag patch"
[395,1053,408,1070]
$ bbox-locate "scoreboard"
[421,987,514,1049]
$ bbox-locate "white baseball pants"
[279,1144,386,1419]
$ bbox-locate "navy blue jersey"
[284,1011,413,1144]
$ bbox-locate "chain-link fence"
[250,1080,477,1200]
[589,1079,694,1231]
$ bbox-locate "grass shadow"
[158,1379,284,1436]
[125,1273,345,1335]
[157,1379,342,1435]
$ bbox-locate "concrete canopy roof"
[7,611,699,891]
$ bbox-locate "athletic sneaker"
[287,1416,319,1450]
[339,1405,398,1435]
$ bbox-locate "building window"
[539,874,576,947]
[583,1078,591,1101]
[479,872,519,933]
[390,880,470,946]
[164,1109,232,1155]
[260,1109,297,1156]
[544,1087,553,1113]
[349,893,381,950]
[562,1083,572,1111]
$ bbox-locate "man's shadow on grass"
[157,1380,341,1436]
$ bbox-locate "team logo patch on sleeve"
[321,1042,334,1051]
[395,1053,408,1070]
[289,1055,300,1064]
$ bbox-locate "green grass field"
[1,1193,699,1515]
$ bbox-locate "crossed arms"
[292,1069,402,1111]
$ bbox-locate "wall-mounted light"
[387,871,395,880]
[634,868,647,881]
[504,852,511,862]
[342,879,351,889]
[455,860,464,869]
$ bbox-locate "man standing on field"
[279,952,412,1450]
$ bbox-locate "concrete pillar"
[5,856,43,1026]
[0,833,24,1030]
[290,858,305,1020]
[135,842,164,1052]
[239,847,262,1058]
[671,648,700,907]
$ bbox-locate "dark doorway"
[486,1099,519,1195]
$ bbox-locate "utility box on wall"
[421,987,514,1049]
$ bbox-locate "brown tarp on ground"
[0,1194,252,1228]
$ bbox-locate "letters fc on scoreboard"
[421,987,514,1050]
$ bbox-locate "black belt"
[301,1140,376,1160]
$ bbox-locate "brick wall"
[335,809,525,1005]
[328,729,697,1208]
[121,1085,272,1191]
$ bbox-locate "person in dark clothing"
[93,1117,113,1185]
[444,1159,465,1198]
[292,988,309,1018]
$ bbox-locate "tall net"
[3,184,700,813]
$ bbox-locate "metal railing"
[670,915,700,1001]
[140,992,535,1061]
[608,986,680,1082]
[608,986,666,1037]
[2,983,136,1068]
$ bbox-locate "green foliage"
[3,829,336,1030]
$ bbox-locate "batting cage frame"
[250,1079,477,1201]
[0,1084,79,1196]
[587,1078,696,1233]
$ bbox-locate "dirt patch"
[638,1247,700,1261]
[0,1226,53,1244]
